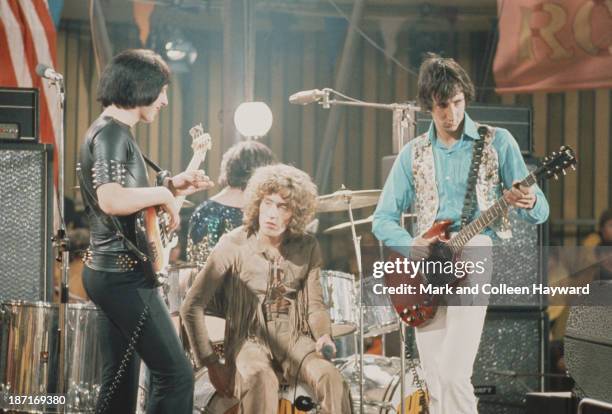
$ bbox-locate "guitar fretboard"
[448,172,537,252]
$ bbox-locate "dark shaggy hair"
[417,53,475,111]
[218,140,276,190]
[97,49,171,109]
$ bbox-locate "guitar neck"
[174,151,207,208]
[449,172,537,251]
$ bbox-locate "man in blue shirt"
[372,54,549,414]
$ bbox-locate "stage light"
[234,102,273,138]
[163,29,197,73]
[165,39,197,63]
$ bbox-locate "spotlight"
[233,102,273,138]
[162,29,197,73]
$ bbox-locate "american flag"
[0,0,59,165]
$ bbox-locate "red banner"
[494,0,612,93]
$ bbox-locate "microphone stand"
[314,88,419,154]
[312,90,420,414]
[48,74,68,412]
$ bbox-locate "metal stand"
[48,75,69,409]
[315,88,419,153]
[340,188,365,414]
[313,91,419,413]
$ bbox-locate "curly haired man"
[181,164,351,413]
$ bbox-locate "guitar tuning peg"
[562,170,566,175]
[571,165,576,171]
[554,173,559,180]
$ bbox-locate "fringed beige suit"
[181,226,351,413]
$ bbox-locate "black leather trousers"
[82,267,194,414]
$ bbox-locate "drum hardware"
[316,187,381,213]
[318,185,427,413]
[318,185,373,413]
[335,354,427,413]
[323,213,416,235]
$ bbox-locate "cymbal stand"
[340,188,365,414]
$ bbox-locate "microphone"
[321,343,335,361]
[289,89,326,105]
[36,63,63,82]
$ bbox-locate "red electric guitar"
[384,146,577,327]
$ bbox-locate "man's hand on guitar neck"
[410,235,439,261]
[503,181,536,210]
[165,169,214,197]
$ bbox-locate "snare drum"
[336,354,427,413]
[0,301,102,413]
[320,270,358,338]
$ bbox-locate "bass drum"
[335,355,427,414]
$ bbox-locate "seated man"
[181,164,351,413]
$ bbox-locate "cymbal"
[317,188,381,213]
[323,213,416,234]
[324,215,373,234]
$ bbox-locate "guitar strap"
[459,126,487,230]
[76,166,152,261]
[77,148,170,281]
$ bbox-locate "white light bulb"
[234,102,273,138]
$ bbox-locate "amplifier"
[0,87,39,142]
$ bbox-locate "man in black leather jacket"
[78,49,213,413]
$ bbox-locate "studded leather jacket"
[78,116,151,273]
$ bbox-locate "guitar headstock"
[536,145,577,180]
[189,123,212,158]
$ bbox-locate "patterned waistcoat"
[411,124,511,239]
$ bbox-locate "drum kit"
[0,186,426,414]
[315,186,427,414]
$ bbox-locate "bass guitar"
[139,124,211,275]
[384,146,576,327]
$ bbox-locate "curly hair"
[97,49,171,109]
[243,164,318,237]
[417,52,475,111]
[218,140,276,190]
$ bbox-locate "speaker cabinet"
[474,310,547,414]
[0,143,53,301]
[565,296,612,404]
